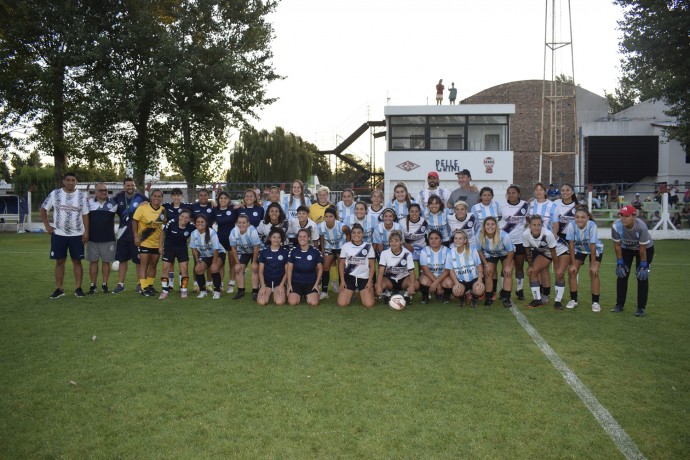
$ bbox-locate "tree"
[614,0,690,151]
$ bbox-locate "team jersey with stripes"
[373,222,403,250]
[318,221,347,251]
[477,230,515,259]
[424,210,451,242]
[401,216,428,259]
[190,228,225,258]
[42,188,89,237]
[499,200,529,244]
[344,214,378,243]
[388,200,415,221]
[470,201,500,227]
[420,246,451,277]
[447,212,478,246]
[553,199,577,240]
[282,196,311,220]
[229,226,261,255]
[257,220,289,247]
[611,218,654,250]
[522,227,566,257]
[368,205,385,222]
[337,201,356,223]
[379,247,415,281]
[339,241,375,279]
[528,199,558,232]
[287,217,320,242]
[445,248,482,282]
[565,220,604,256]
[415,188,451,211]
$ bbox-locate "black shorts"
[290,281,318,297]
[485,255,507,265]
[138,246,160,255]
[384,276,407,292]
[220,239,232,252]
[263,278,284,289]
[344,274,369,291]
[238,253,254,265]
[456,279,478,292]
[574,252,603,263]
[530,248,553,261]
[324,248,341,258]
[514,243,526,256]
[116,238,140,264]
[50,234,84,260]
[197,253,226,266]
[162,246,190,263]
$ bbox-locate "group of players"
[41,171,654,316]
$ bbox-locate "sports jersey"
[420,246,451,277]
[309,202,332,224]
[163,202,192,223]
[565,220,604,256]
[528,199,558,232]
[522,227,566,257]
[368,205,385,222]
[236,205,264,228]
[470,201,500,227]
[339,241,375,279]
[114,191,148,241]
[288,246,323,284]
[389,200,414,221]
[133,202,167,248]
[318,221,346,251]
[500,200,529,244]
[553,199,577,239]
[163,219,195,248]
[445,248,482,282]
[287,217,320,242]
[262,200,281,212]
[373,222,403,250]
[611,218,654,250]
[416,188,451,211]
[337,201,356,223]
[191,202,215,226]
[190,228,224,258]
[214,206,237,245]
[379,247,415,281]
[401,216,428,259]
[344,214,377,243]
[257,220,289,247]
[88,197,117,242]
[229,226,261,255]
[258,246,289,283]
[424,210,451,242]
[42,188,89,237]
[477,230,515,259]
[282,196,311,220]
[447,212,477,245]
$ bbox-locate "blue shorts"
[116,238,140,264]
[50,234,84,260]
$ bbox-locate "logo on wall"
[396,161,420,172]
[483,156,495,174]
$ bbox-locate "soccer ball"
[388,294,406,311]
[111,260,120,272]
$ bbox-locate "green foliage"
[11,165,55,204]
[333,153,383,189]
[614,0,690,151]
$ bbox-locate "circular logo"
[362,249,368,255]
[468,221,474,228]
[421,226,427,232]
[226,210,232,216]
[307,255,313,261]
[253,212,258,216]
[178,208,182,213]
[184,231,190,237]
[206,208,211,213]
[278,255,284,261]
[520,208,526,215]
[158,213,166,221]
[133,202,139,208]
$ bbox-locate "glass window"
[389,116,426,124]
[429,116,466,124]
[467,125,507,151]
[430,126,465,150]
[469,115,508,124]
[390,126,425,137]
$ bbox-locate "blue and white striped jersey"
[445,248,482,282]
[337,201,356,223]
[319,221,346,251]
[344,214,378,243]
[339,241,375,279]
[528,199,558,232]
[565,220,604,256]
[229,226,261,255]
[373,222,403,250]
[420,246,451,277]
[499,200,529,244]
[424,210,451,242]
[388,200,415,221]
[282,196,311,220]
[477,230,515,259]
[416,188,451,212]
[41,188,89,236]
[190,228,225,258]
[470,201,500,227]
[368,205,385,222]
[401,216,428,260]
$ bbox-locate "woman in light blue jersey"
[471,187,500,228]
[419,230,451,304]
[442,229,485,307]
[389,182,414,221]
[565,205,603,312]
[424,195,450,244]
[337,188,356,223]
[476,216,515,308]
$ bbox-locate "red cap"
[427,171,439,179]
[619,205,637,216]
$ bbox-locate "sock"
[161,277,169,292]
[252,287,259,294]
[570,291,578,301]
[516,276,524,291]
[555,281,565,302]
[193,281,199,288]
[147,277,155,288]
[322,271,330,291]
[90,283,96,288]
[237,287,246,294]
[168,272,175,287]
[181,276,189,292]
[443,288,452,300]
[206,281,212,289]
[500,289,511,300]
[485,290,494,300]
[195,274,206,289]
[592,294,600,303]
[229,280,236,286]
[530,282,541,300]
[212,273,221,292]
[139,278,148,289]
[420,285,430,300]
[543,286,551,297]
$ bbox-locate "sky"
[246,0,625,172]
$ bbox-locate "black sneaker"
[635,308,645,317]
[611,305,624,313]
[50,288,65,299]
[140,287,154,297]
[516,290,525,300]
[502,298,514,308]
[74,288,85,298]
[87,284,97,295]
[554,301,563,310]
[527,299,542,308]
[459,297,466,307]
[101,283,109,294]
[232,291,245,300]
[252,292,258,301]
[484,298,493,307]
[112,284,125,294]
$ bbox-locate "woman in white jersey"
[470,187,501,228]
[376,230,417,304]
[424,195,451,245]
[282,179,311,220]
[552,183,579,309]
[447,200,477,249]
[368,189,385,222]
[476,217,515,308]
[565,205,604,312]
[419,230,451,304]
[442,229,485,308]
[257,202,289,249]
[522,215,566,309]
[336,188,356,223]
[389,182,414,221]
[500,185,529,300]
[337,223,376,308]
[401,203,428,262]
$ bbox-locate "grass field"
[1,234,688,459]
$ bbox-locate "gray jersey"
[611,218,654,250]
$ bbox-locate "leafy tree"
[614,0,690,151]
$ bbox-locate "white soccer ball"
[111,260,120,272]
[388,294,406,311]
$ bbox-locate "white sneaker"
[212,291,221,300]
[226,283,235,294]
[592,302,601,312]
[566,300,578,309]
[331,281,339,293]
[197,291,208,299]
[319,292,328,300]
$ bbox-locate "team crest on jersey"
[253,212,258,216]
[278,255,284,260]
[307,255,313,260]
[206,208,211,213]
[226,210,232,215]
[421,226,427,232]
[361,249,368,255]
[184,231,189,237]
[467,221,474,228]
[178,209,182,213]
[133,202,139,208]
[158,213,166,222]
[520,208,526,215]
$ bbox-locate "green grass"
[1,234,689,458]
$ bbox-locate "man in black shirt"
[86,183,118,294]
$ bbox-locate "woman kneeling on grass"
[376,230,417,304]
[287,228,324,306]
[523,215,565,309]
[229,214,261,300]
[257,228,289,306]
[443,230,484,307]
[565,205,604,312]
[190,214,225,299]
[337,223,376,308]
[476,216,515,307]
[419,230,451,304]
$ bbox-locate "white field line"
[510,306,647,460]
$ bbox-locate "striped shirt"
[373,222,403,251]
[41,188,89,236]
[425,210,451,242]
[388,200,415,221]
[565,220,604,256]
[190,228,224,258]
[416,188,451,211]
[445,248,482,282]
[470,201,500,227]
[319,221,346,251]
[420,246,451,277]
[477,230,515,259]
[282,196,311,220]
[337,201,356,223]
[528,199,558,232]
[229,226,261,255]
[447,212,478,246]
[344,214,378,243]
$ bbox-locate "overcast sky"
[247,0,625,171]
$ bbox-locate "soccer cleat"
[566,300,578,309]
[50,288,65,299]
[226,284,235,294]
[516,290,525,300]
[610,305,624,313]
[319,292,328,300]
[635,307,645,317]
[331,281,339,293]
[112,284,125,294]
[232,291,245,300]
[180,290,188,299]
[420,295,429,304]
[458,296,466,307]
[87,284,97,295]
[140,287,151,297]
[484,298,494,307]
[74,287,85,298]
[554,301,563,310]
[159,290,169,300]
[101,283,109,294]
[197,291,208,299]
[212,291,221,300]
[148,286,158,295]
[502,298,514,308]
[252,292,258,301]
[591,302,601,312]
[470,298,477,308]
[527,299,542,308]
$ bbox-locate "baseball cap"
[619,205,637,216]
[455,169,471,177]
[635,193,640,196]
[427,171,439,179]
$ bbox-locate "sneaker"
[112,284,125,294]
[319,292,328,300]
[591,302,601,312]
[635,307,645,317]
[232,291,245,300]
[484,298,494,307]
[148,286,158,295]
[74,287,85,298]
[252,292,258,301]
[101,283,109,294]
[502,298,514,308]
[226,284,235,294]
[459,297,466,307]
[87,284,97,295]
[197,291,208,299]
[168,285,174,292]
[610,305,624,313]
[212,291,221,300]
[136,282,142,293]
[554,301,563,310]
[528,299,542,308]
[180,290,188,299]
[516,289,525,300]
[420,295,429,304]
[159,290,169,300]
[140,287,151,297]
[331,281,339,293]
[566,300,578,309]
[470,298,477,308]
[50,288,65,299]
